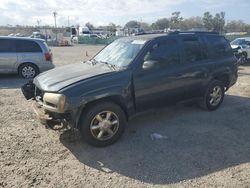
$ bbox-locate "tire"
[200,80,225,111]
[79,102,126,147]
[241,53,248,64]
[18,63,39,79]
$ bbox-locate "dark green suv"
[22,31,238,147]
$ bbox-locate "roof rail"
[168,31,219,35]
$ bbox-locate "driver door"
[133,38,187,111]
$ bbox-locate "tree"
[140,22,151,31]
[202,12,226,33]
[203,12,214,31]
[125,20,140,28]
[151,18,169,30]
[180,17,204,30]
[213,12,225,33]
[107,23,117,32]
[85,22,95,30]
[170,12,183,29]
[225,20,250,32]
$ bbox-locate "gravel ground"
[1,45,250,188]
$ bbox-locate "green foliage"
[225,20,250,32]
[180,17,203,30]
[124,21,140,28]
[202,12,226,33]
[203,12,214,31]
[170,12,183,29]
[151,18,169,30]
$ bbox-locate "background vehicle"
[0,36,55,78]
[231,37,250,64]
[22,32,238,147]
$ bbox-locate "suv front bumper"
[32,101,52,125]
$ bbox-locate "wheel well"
[18,62,40,73]
[83,96,129,120]
[214,74,230,88]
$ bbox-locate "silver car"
[231,37,250,64]
[0,36,55,78]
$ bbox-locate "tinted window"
[16,40,42,52]
[182,37,203,63]
[0,39,16,52]
[205,36,232,58]
[144,39,180,67]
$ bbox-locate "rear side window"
[16,40,42,53]
[205,35,232,58]
[182,37,203,63]
[144,39,180,67]
[42,41,50,52]
[0,39,16,52]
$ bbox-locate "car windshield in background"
[94,39,145,67]
[231,39,247,45]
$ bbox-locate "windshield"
[94,38,145,67]
[231,39,247,45]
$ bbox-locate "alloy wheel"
[209,86,222,106]
[90,111,119,141]
[22,66,36,78]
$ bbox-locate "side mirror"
[142,60,158,70]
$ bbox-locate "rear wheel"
[18,63,39,79]
[79,102,126,147]
[200,80,225,111]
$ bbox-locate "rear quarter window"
[0,39,16,52]
[204,35,232,58]
[16,40,42,53]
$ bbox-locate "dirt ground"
[1,44,250,188]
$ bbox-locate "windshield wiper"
[89,59,117,70]
[99,61,117,70]
[90,59,98,65]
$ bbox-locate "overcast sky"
[0,0,250,26]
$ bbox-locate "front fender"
[61,69,134,113]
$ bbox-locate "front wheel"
[200,80,225,111]
[79,102,126,147]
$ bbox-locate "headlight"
[43,93,66,113]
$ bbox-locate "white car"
[231,37,250,63]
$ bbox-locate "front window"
[94,38,145,67]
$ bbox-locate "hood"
[34,62,115,92]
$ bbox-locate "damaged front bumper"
[21,81,75,129]
[32,101,52,125]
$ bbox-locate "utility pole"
[53,11,57,42]
[53,11,57,28]
[37,20,41,28]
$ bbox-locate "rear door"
[178,35,213,99]
[0,39,17,73]
[16,40,43,66]
[133,38,188,111]
[202,35,237,83]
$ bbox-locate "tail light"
[44,52,52,62]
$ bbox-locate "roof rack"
[168,31,219,35]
